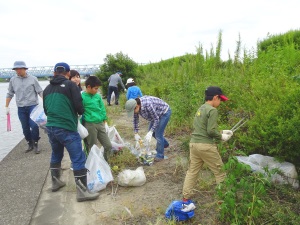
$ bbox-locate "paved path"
[0,131,51,225]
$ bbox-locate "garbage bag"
[85,145,113,192]
[165,200,195,221]
[236,154,299,189]
[118,166,146,187]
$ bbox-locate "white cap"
[126,78,134,85]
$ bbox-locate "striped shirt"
[133,96,169,133]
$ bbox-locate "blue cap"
[54,62,70,72]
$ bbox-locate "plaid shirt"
[133,96,169,133]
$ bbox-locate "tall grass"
[136,30,300,168]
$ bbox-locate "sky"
[0,0,299,69]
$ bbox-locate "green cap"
[125,99,137,117]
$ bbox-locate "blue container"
[165,200,195,221]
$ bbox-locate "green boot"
[25,140,34,153]
[74,169,99,202]
[50,163,66,192]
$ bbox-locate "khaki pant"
[84,122,112,161]
[182,143,226,199]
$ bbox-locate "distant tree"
[95,52,138,97]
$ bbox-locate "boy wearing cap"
[125,96,171,162]
[5,61,43,154]
[43,62,99,202]
[81,76,112,161]
[126,78,143,100]
[182,86,233,204]
[107,71,126,105]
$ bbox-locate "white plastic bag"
[111,92,115,104]
[30,104,47,129]
[236,154,299,189]
[78,120,88,139]
[118,166,146,187]
[107,126,125,151]
[85,145,114,193]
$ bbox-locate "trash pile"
[236,154,299,189]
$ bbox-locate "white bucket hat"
[126,78,134,85]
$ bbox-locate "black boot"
[50,163,66,192]
[33,141,40,154]
[25,140,34,153]
[74,169,99,202]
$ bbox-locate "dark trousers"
[107,86,119,105]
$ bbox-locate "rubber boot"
[74,169,99,202]
[50,163,66,192]
[33,141,40,154]
[25,140,34,153]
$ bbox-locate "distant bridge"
[0,64,101,79]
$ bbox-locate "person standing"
[81,76,112,161]
[182,86,233,204]
[126,78,143,100]
[69,69,82,91]
[5,61,43,154]
[107,71,126,105]
[43,62,99,202]
[125,96,171,162]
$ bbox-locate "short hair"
[205,95,214,101]
[54,70,69,76]
[85,76,101,88]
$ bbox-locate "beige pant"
[182,143,226,199]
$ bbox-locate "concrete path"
[0,131,51,225]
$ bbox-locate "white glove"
[104,122,109,133]
[5,107,10,115]
[124,88,127,92]
[181,203,196,212]
[221,134,231,142]
[134,133,141,141]
[222,130,233,136]
[144,130,153,143]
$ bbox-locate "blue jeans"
[149,108,171,159]
[107,86,119,104]
[47,127,86,171]
[18,105,40,142]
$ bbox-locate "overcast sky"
[0,0,299,69]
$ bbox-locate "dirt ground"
[30,103,220,225]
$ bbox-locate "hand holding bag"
[78,120,88,139]
[85,145,114,193]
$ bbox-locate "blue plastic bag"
[165,200,195,221]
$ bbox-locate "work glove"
[222,130,233,136]
[221,134,231,142]
[144,130,153,143]
[104,122,109,133]
[181,203,196,212]
[124,88,127,92]
[134,133,141,141]
[5,107,10,115]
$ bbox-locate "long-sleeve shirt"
[190,103,222,144]
[133,96,169,133]
[43,75,84,132]
[6,74,43,107]
[81,92,107,123]
[126,86,143,100]
[108,73,125,89]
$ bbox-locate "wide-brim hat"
[125,99,137,117]
[12,61,28,70]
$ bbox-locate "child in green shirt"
[82,76,112,161]
[182,86,233,204]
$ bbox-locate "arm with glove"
[221,130,233,142]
